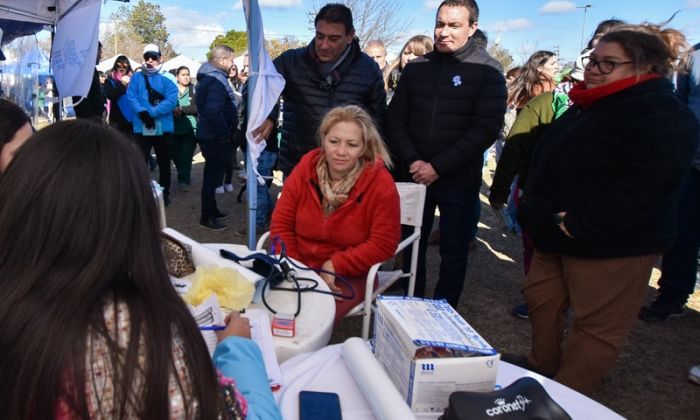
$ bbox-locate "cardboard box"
[373,296,500,414]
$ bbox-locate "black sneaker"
[638,293,686,322]
[214,210,230,220]
[512,302,529,319]
[199,218,227,231]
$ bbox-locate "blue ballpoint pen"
[199,325,226,331]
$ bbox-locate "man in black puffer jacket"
[386,0,506,308]
[253,3,386,176]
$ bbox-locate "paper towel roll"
[341,337,416,420]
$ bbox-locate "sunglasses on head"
[143,52,160,61]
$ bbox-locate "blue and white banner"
[50,0,101,99]
[242,0,286,247]
[242,0,285,181]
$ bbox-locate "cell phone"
[299,390,342,420]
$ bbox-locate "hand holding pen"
[215,311,251,341]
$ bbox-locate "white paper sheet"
[341,338,415,420]
[244,308,283,388]
[189,294,224,356]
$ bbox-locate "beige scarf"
[316,155,365,216]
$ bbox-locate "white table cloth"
[275,343,625,420]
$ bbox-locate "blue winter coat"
[195,62,238,142]
[126,70,178,134]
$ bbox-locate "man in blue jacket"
[127,44,178,205]
[196,45,238,231]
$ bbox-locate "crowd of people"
[0,0,699,416]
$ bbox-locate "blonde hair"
[384,35,434,90]
[318,105,393,169]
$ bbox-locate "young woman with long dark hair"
[105,55,135,136]
[0,120,280,419]
[507,50,559,110]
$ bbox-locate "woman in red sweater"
[270,105,400,324]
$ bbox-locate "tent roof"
[161,54,202,74]
[97,54,141,73]
[0,0,101,25]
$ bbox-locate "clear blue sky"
[99,0,700,66]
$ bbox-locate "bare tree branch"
[310,0,412,49]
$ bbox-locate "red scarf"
[568,73,660,109]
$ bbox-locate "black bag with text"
[440,377,571,420]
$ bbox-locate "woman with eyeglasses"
[513,24,699,395]
[105,55,135,136]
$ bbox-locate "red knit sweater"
[270,149,400,277]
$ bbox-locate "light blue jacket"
[126,70,178,134]
[677,43,700,169]
[213,337,282,420]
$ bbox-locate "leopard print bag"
[161,232,196,278]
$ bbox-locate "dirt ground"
[164,149,700,420]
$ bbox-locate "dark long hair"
[111,55,134,74]
[507,50,556,108]
[0,120,222,419]
[0,98,30,147]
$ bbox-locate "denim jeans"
[199,139,232,220]
[414,182,481,308]
[254,150,277,228]
[658,168,700,302]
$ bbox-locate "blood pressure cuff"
[440,377,571,420]
[219,249,285,286]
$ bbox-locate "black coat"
[273,39,386,175]
[386,39,507,188]
[196,62,237,142]
[72,69,105,120]
[105,75,131,133]
[519,78,699,258]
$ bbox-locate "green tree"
[104,0,177,61]
[209,30,248,59]
[266,36,305,59]
[488,43,514,72]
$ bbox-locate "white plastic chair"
[256,182,426,340]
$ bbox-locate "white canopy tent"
[1,0,105,100]
[97,54,141,73]
[0,0,86,25]
[162,54,202,76]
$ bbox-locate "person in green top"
[489,75,576,319]
[172,66,198,190]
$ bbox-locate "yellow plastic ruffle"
[183,265,254,310]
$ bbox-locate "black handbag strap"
[143,73,164,104]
